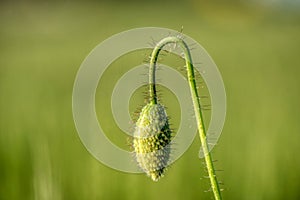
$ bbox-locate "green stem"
[149,36,222,200]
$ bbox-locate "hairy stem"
[149,36,222,200]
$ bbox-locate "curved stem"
[149,36,222,200]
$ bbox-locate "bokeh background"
[1,0,300,199]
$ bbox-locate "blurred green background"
[1,0,300,199]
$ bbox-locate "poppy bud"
[133,103,172,181]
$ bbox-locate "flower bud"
[133,103,172,181]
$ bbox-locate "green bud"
[133,103,172,181]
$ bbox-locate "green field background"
[1,1,300,199]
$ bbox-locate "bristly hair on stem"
[147,36,222,200]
